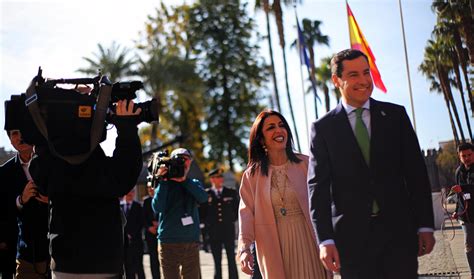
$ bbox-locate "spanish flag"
[347,2,387,93]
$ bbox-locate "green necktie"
[354,108,379,214]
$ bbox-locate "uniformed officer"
[204,168,239,279]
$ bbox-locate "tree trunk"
[451,48,473,141]
[263,1,281,112]
[282,48,301,152]
[273,0,301,151]
[443,90,460,146]
[323,85,330,112]
[438,65,466,142]
[452,25,474,115]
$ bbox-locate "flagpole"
[294,6,310,142]
[398,0,417,132]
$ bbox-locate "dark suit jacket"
[308,99,434,261]
[142,196,158,244]
[123,201,144,249]
[0,154,24,272]
[202,187,239,241]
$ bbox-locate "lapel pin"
[381,111,386,116]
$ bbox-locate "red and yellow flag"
[347,2,387,93]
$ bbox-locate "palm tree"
[272,0,302,151]
[291,18,330,114]
[419,38,466,143]
[255,0,282,112]
[432,1,474,116]
[434,23,473,141]
[432,0,474,65]
[77,41,136,82]
[315,56,338,112]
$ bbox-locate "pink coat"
[238,154,320,279]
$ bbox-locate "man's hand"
[116,100,142,116]
[21,181,37,204]
[239,250,254,275]
[418,231,435,256]
[35,193,48,204]
[319,244,340,272]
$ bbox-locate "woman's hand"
[239,250,254,275]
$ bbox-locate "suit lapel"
[369,98,383,171]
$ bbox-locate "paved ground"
[143,212,472,278]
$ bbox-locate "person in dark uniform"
[122,188,145,279]
[203,168,239,279]
[143,186,160,279]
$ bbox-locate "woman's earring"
[262,144,268,156]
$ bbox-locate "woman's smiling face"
[261,115,288,152]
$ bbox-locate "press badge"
[181,216,194,226]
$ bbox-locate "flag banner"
[297,20,311,68]
[347,2,387,93]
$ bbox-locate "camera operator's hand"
[21,181,38,205]
[157,165,169,181]
[451,184,462,194]
[170,175,186,183]
[116,100,142,116]
[35,193,48,204]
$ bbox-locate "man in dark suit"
[0,129,33,278]
[122,189,145,279]
[308,49,435,279]
[1,128,49,279]
[143,185,160,279]
[203,168,239,279]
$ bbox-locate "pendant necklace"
[272,164,288,216]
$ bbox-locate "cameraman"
[151,148,208,279]
[33,100,143,278]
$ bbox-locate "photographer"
[32,100,143,278]
[151,148,208,279]
[1,129,49,279]
[451,142,474,276]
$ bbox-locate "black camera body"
[4,68,159,158]
[148,150,186,188]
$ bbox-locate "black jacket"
[35,118,142,274]
[202,187,238,240]
[455,164,474,223]
[309,99,434,263]
[0,154,25,272]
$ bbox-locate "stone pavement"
[142,250,247,279]
[142,217,472,278]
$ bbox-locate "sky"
[1,0,472,157]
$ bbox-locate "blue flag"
[297,20,311,69]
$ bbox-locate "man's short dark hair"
[331,49,369,78]
[458,142,474,153]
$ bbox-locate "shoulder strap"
[25,79,111,165]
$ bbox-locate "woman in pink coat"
[238,110,328,279]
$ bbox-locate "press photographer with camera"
[31,99,143,278]
[151,148,208,279]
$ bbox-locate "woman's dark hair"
[247,109,301,176]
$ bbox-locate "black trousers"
[146,238,161,279]
[125,241,145,279]
[340,216,418,279]
[210,236,238,279]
